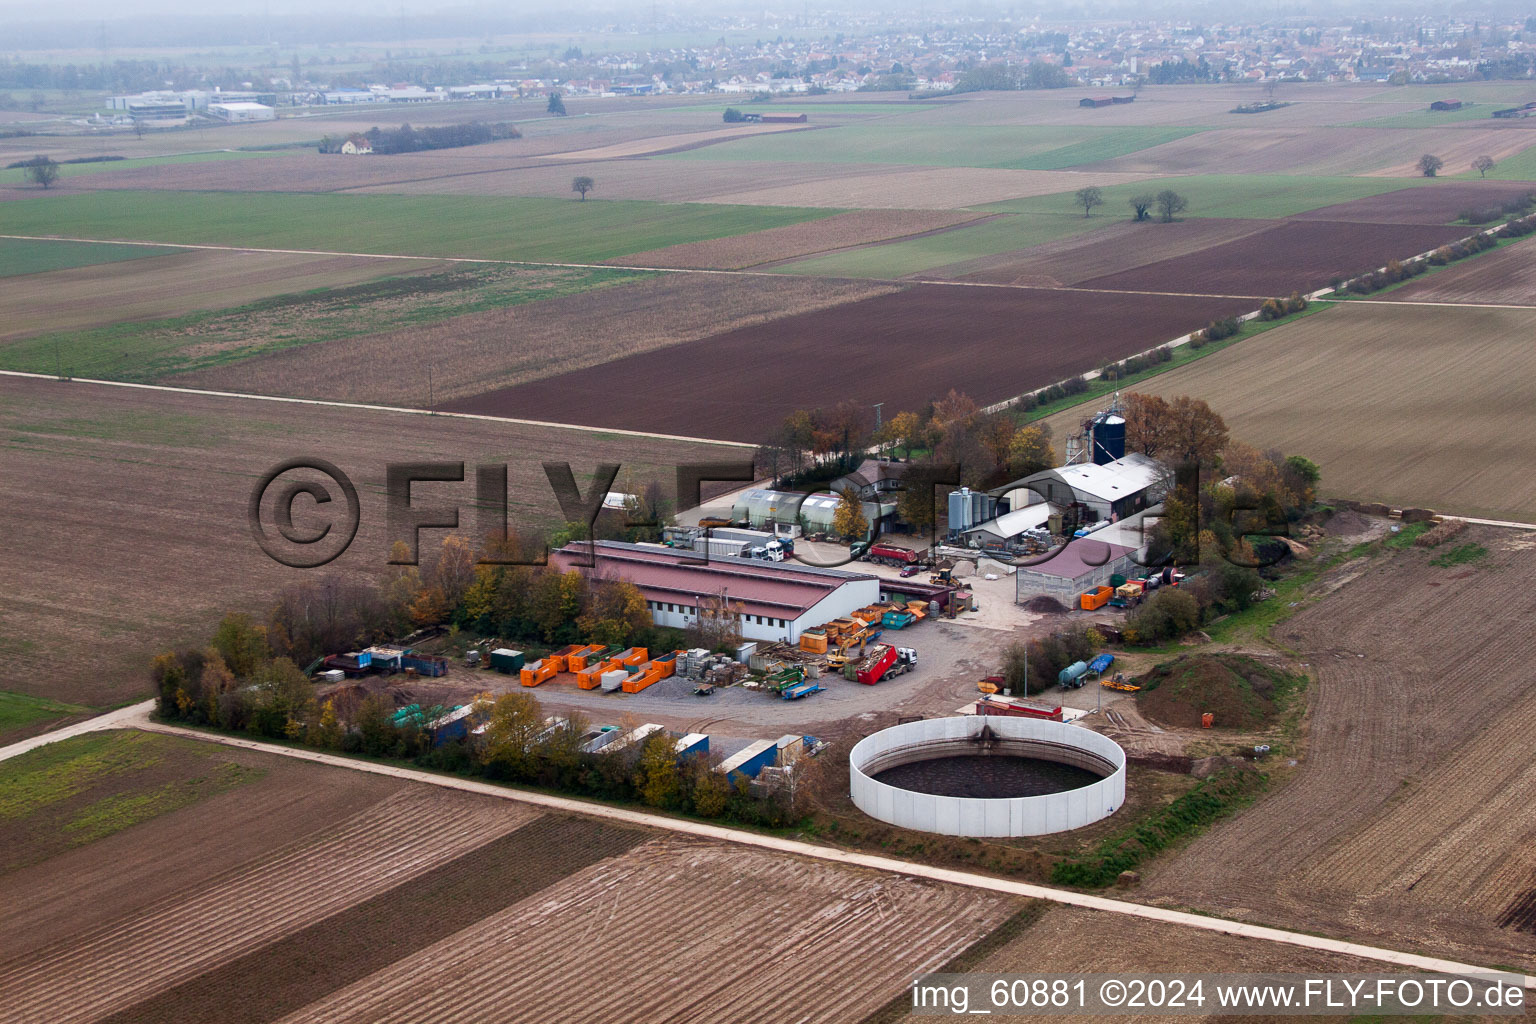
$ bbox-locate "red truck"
[865,542,919,567]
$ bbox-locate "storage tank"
[1090,411,1126,465]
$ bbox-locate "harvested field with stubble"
[0,735,1021,1024]
[1037,302,1536,521]
[619,209,987,268]
[179,274,900,403]
[0,376,737,707]
[269,836,1017,1024]
[0,248,447,340]
[444,285,1254,441]
[0,785,543,1024]
[970,906,1396,1024]
[1075,219,1474,296]
[1381,236,1536,305]
[1140,528,1536,972]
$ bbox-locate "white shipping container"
[600,669,628,692]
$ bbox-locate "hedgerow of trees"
[319,121,519,155]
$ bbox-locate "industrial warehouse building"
[998,453,1169,524]
[209,101,276,122]
[1012,537,1141,604]
[548,540,881,643]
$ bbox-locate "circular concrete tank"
[849,717,1126,837]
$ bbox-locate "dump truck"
[866,542,919,567]
[848,644,899,684]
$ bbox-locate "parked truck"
[847,645,916,684]
[865,542,920,567]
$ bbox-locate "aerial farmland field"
[0,734,1017,1024]
[1380,235,1536,304]
[1141,528,1536,972]
[443,285,1254,440]
[0,191,840,263]
[0,376,739,712]
[1037,301,1536,521]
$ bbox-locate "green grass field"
[0,148,279,185]
[974,174,1446,220]
[0,731,263,864]
[664,123,1208,169]
[1474,143,1536,181]
[0,237,177,277]
[0,191,841,263]
[771,211,1111,278]
[1,263,645,381]
[0,690,90,736]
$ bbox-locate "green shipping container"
[490,648,525,673]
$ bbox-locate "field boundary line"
[0,700,155,763]
[1340,298,1536,310]
[0,369,754,449]
[46,708,1519,990]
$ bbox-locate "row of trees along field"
[151,629,805,828]
[317,120,519,154]
[754,390,1060,535]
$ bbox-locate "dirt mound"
[1324,508,1373,537]
[1136,653,1301,731]
[1023,595,1071,615]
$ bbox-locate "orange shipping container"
[622,664,663,693]
[578,658,621,690]
[520,659,557,687]
[800,633,828,654]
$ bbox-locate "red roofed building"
[549,540,881,643]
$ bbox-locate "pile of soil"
[1324,508,1373,537]
[1023,595,1071,615]
[1136,653,1300,730]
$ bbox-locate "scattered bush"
[1256,291,1308,321]
[1051,768,1268,887]
[1123,588,1202,644]
[1098,345,1174,381]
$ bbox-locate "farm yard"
[442,285,1255,441]
[1037,301,1536,521]
[0,733,1017,1024]
[7,69,1536,1017]
[0,375,736,712]
[1140,527,1536,972]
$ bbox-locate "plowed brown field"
[1075,220,1472,296]
[179,274,899,403]
[0,376,736,707]
[1141,528,1536,972]
[271,836,1016,1024]
[0,789,540,1024]
[943,217,1276,287]
[444,285,1254,441]
[1290,181,1536,224]
[1036,302,1536,521]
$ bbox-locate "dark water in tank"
[874,754,1101,799]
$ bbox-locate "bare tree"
[1472,155,1495,178]
[1155,189,1188,222]
[1129,194,1155,221]
[1074,185,1105,217]
[1417,153,1444,178]
[571,175,595,200]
